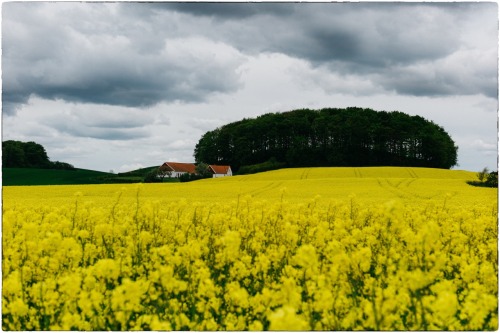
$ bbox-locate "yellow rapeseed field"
[2,167,497,330]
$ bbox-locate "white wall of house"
[172,171,186,178]
[212,173,228,178]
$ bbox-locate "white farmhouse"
[160,162,197,178]
[208,164,233,178]
[160,162,232,178]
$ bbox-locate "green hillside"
[2,168,113,186]
[2,165,172,186]
[117,166,158,176]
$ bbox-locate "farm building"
[209,164,233,178]
[160,162,232,178]
[160,162,196,178]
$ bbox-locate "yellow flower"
[7,298,29,317]
[268,305,309,331]
[111,278,148,313]
[429,290,459,328]
[220,230,241,262]
[93,258,120,281]
[225,281,250,309]
[2,167,497,331]
[292,244,318,271]
[248,320,263,331]
[3,271,23,297]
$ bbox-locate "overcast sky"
[2,2,498,172]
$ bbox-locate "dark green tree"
[195,162,212,178]
[194,107,458,172]
[2,140,75,169]
[467,168,497,188]
[486,171,498,187]
[477,167,489,182]
[23,141,50,168]
[2,141,26,167]
[3,140,51,168]
[143,168,166,183]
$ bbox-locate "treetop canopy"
[194,107,458,172]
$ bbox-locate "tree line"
[194,107,458,172]
[467,167,498,188]
[2,140,75,170]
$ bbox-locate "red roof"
[209,164,231,174]
[161,162,196,174]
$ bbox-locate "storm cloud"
[152,2,497,97]
[162,2,296,19]
[2,2,245,114]
[3,2,497,114]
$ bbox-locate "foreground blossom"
[2,167,497,330]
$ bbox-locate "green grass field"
[2,166,180,186]
[2,168,113,186]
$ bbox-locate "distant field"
[2,166,166,186]
[3,166,488,208]
[2,168,112,186]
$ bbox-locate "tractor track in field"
[376,178,421,199]
[246,181,285,197]
[377,177,459,201]
[391,178,417,188]
[354,168,363,178]
[406,168,419,178]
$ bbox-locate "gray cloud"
[164,2,497,98]
[190,118,226,132]
[377,47,499,98]
[50,118,150,140]
[3,1,497,116]
[471,139,497,152]
[2,2,245,114]
[162,3,463,64]
[39,104,155,141]
[159,2,295,19]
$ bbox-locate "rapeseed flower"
[2,167,497,330]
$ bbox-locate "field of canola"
[2,167,498,330]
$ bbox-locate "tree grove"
[194,107,458,172]
[2,140,74,169]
